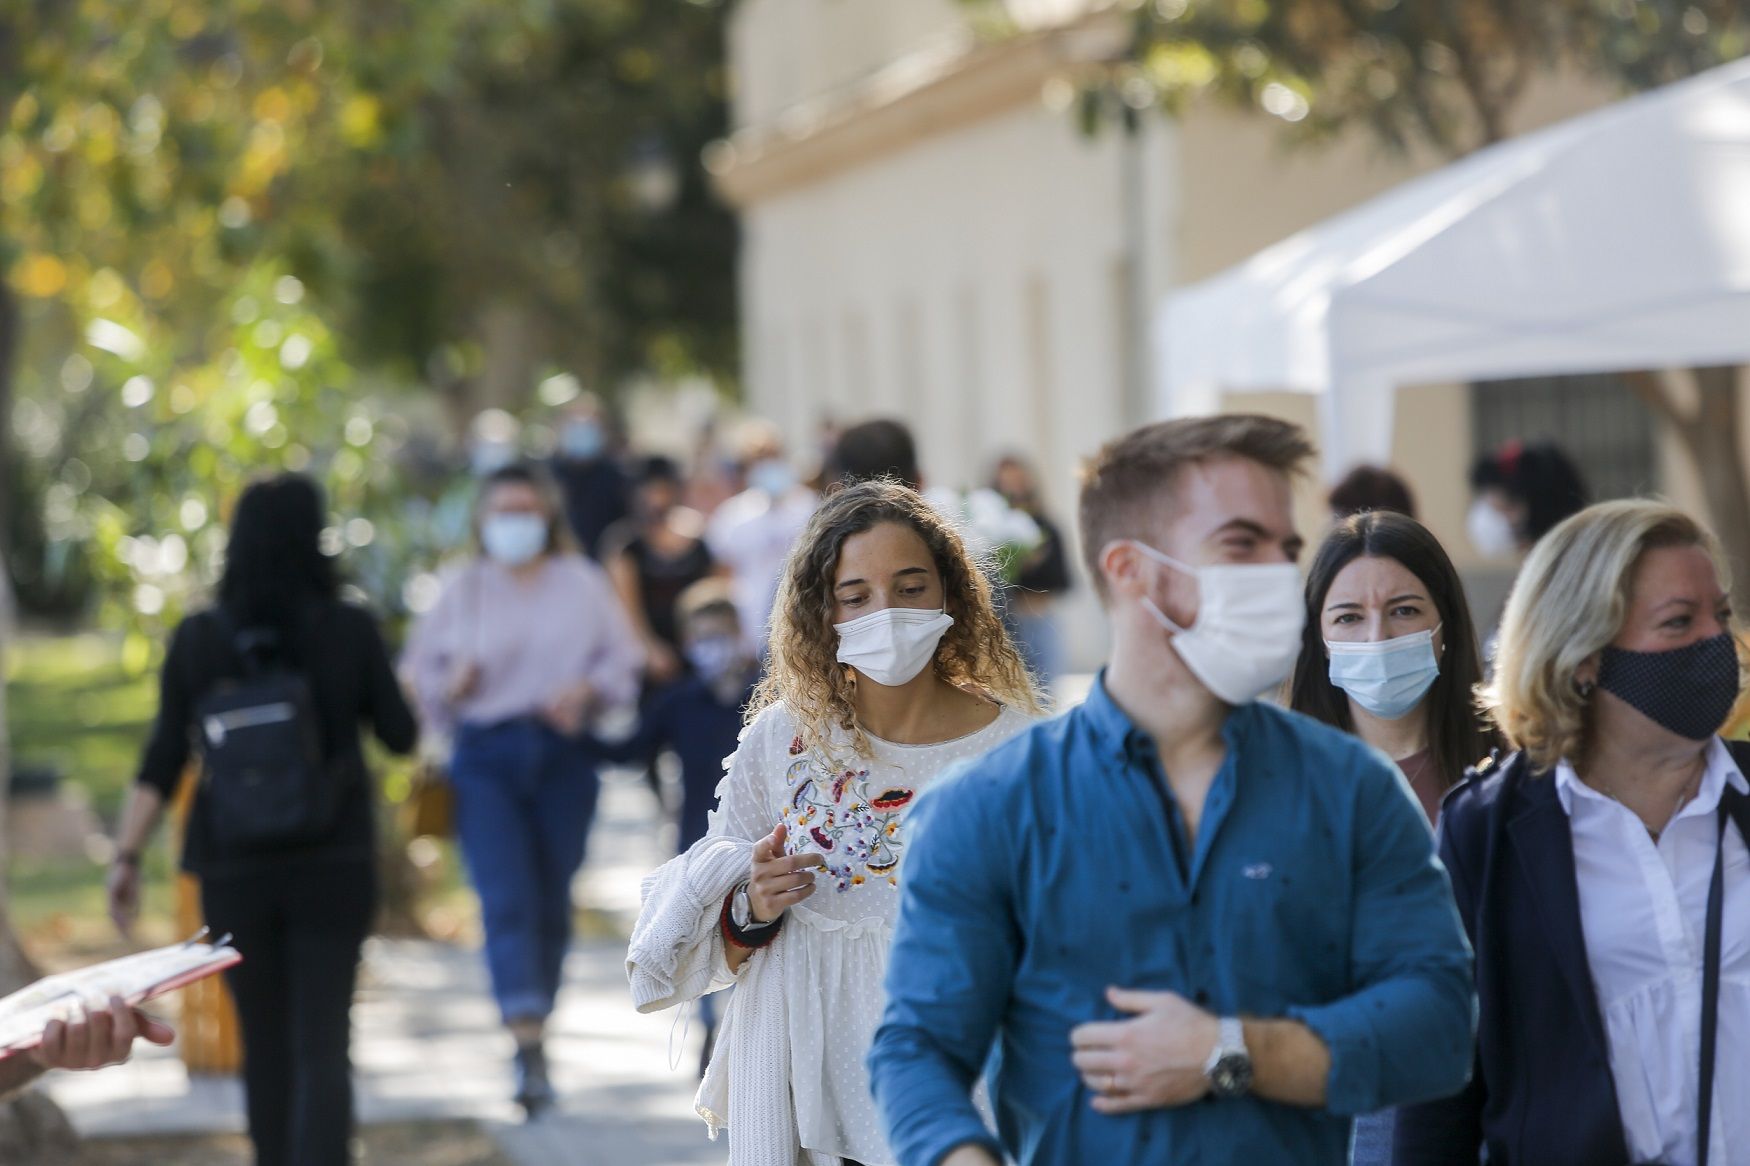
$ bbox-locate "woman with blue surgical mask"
[403,462,644,1117]
[1286,509,1498,1166]
[628,480,1045,1166]
[1290,510,1498,823]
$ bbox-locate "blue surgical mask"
[559,420,605,460]
[748,458,795,497]
[481,512,549,566]
[470,441,517,478]
[1325,625,1442,721]
[686,634,744,682]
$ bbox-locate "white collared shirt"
[1555,738,1750,1166]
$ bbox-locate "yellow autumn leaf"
[253,87,292,124]
[11,253,68,298]
[340,94,383,148]
[0,153,44,204]
[1146,42,1219,89]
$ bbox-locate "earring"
[1575,678,1596,699]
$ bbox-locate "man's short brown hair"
[1077,414,1316,598]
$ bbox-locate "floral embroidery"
[781,752,915,892]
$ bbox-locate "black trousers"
[201,858,376,1166]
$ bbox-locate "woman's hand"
[106,860,142,938]
[747,823,825,923]
[31,997,175,1072]
[541,679,598,737]
[446,660,482,704]
[645,640,683,684]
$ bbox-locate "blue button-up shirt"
[869,676,1474,1166]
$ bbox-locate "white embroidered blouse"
[705,699,1034,1166]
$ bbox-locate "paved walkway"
[46,678,1091,1162]
[46,772,724,1165]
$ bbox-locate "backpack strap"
[209,605,283,677]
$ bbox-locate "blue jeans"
[451,718,600,1024]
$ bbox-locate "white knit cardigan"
[628,833,818,1166]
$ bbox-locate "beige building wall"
[722,2,1635,667]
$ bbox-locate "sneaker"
[514,1041,557,1119]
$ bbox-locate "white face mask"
[1466,499,1518,559]
[481,512,549,566]
[834,607,954,688]
[1325,624,1442,721]
[1131,541,1305,705]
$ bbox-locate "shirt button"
[1194,989,1210,1005]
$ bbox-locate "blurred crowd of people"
[35,391,1749,1166]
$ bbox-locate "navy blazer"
[1395,744,1750,1166]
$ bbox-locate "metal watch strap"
[732,882,776,930]
[1203,1016,1252,1098]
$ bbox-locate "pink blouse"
[401,554,644,738]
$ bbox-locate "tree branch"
[1624,368,1700,442]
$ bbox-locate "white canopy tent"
[1157,57,1750,476]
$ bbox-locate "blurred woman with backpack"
[107,473,418,1166]
[402,461,644,1117]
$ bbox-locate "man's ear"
[1099,540,1145,601]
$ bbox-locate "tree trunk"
[1626,366,1750,613]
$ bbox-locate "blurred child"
[597,579,760,852]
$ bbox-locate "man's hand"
[30,997,175,1072]
[1070,987,1219,1114]
[939,1146,1002,1166]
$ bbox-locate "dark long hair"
[1287,511,1498,789]
[1469,440,1588,544]
[217,474,338,659]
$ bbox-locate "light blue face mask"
[748,458,796,497]
[481,512,549,566]
[559,420,605,460]
[1325,624,1442,721]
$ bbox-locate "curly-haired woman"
[628,480,1045,1166]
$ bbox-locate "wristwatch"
[730,882,776,931]
[1203,1017,1253,1098]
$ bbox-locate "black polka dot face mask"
[1596,631,1743,741]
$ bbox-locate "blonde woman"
[628,480,1044,1166]
[1397,500,1750,1166]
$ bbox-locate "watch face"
[1211,1053,1254,1098]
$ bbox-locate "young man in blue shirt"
[869,415,1474,1166]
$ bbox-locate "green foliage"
[0,0,735,626]
[4,634,179,954]
[1091,1,1750,156]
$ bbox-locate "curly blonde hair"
[1483,498,1743,772]
[750,480,1046,760]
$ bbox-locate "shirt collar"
[1553,735,1749,817]
[1081,669,1245,769]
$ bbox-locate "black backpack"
[193,610,338,850]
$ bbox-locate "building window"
[1469,373,1658,503]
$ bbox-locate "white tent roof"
[1157,57,1750,474]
